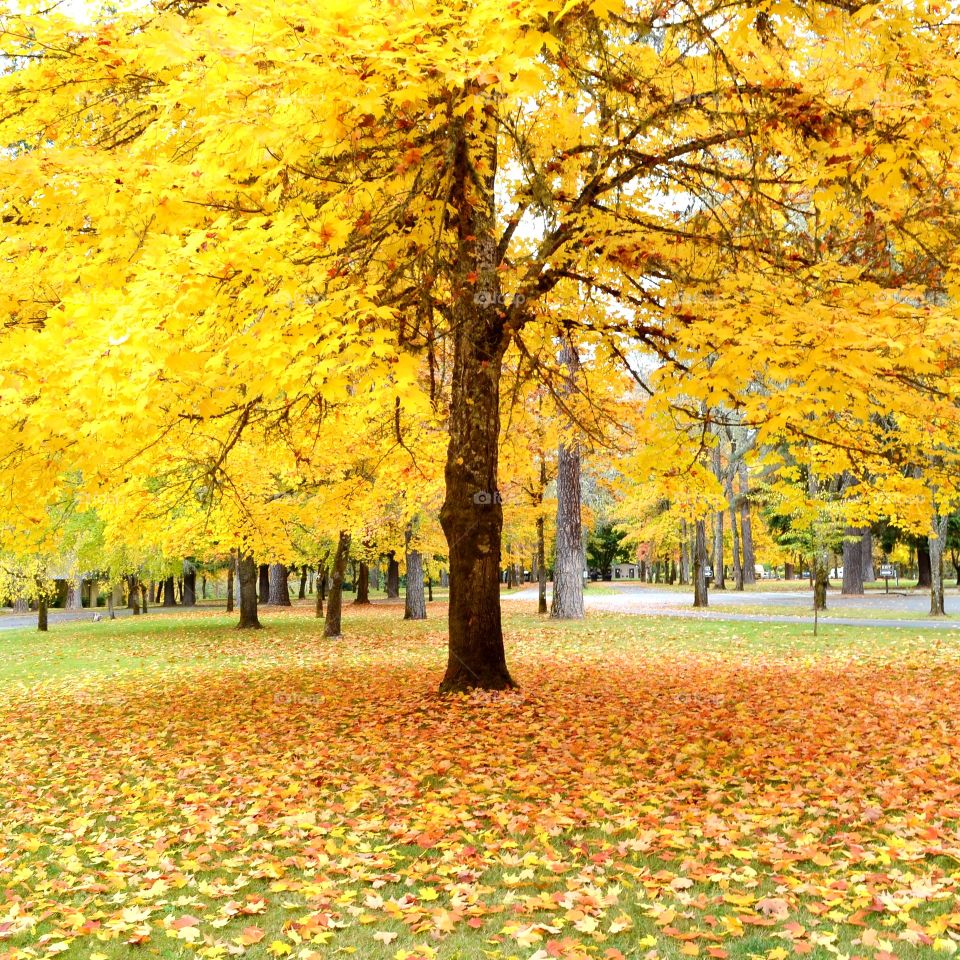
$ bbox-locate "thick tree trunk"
[917,539,932,588]
[162,576,176,607]
[436,114,514,692]
[813,553,828,610]
[182,567,196,606]
[267,563,290,606]
[237,553,261,629]
[404,537,427,621]
[127,575,140,614]
[385,554,400,599]
[841,527,865,595]
[354,562,371,605]
[258,564,270,603]
[324,533,350,638]
[861,529,875,582]
[738,462,756,585]
[226,552,235,613]
[37,595,48,631]
[693,518,709,607]
[931,513,948,616]
[298,566,307,600]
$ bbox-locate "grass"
[1,604,960,960]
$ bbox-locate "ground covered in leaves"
[1,605,960,960]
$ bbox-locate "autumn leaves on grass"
[1,614,960,959]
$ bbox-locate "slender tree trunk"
[67,577,83,610]
[324,533,351,638]
[108,587,115,619]
[931,512,948,616]
[385,554,400,599]
[315,555,328,618]
[226,552,235,613]
[841,527,865,595]
[127,575,140,615]
[298,566,307,600]
[267,563,291,606]
[693,518,709,607]
[140,583,148,613]
[813,553,828,611]
[354,562,371,604]
[162,576,176,607]
[536,511,548,615]
[37,594,48,631]
[679,519,690,585]
[201,575,207,599]
[404,528,427,621]
[711,443,726,589]
[738,462,756,585]
[258,564,270,603]
[237,552,261,629]
[728,475,744,590]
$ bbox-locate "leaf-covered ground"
[1,606,960,960]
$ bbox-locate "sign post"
[879,563,895,594]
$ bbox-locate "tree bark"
[536,510,548,615]
[140,582,148,613]
[385,553,400,599]
[127,575,140,615]
[258,564,270,603]
[162,576,176,607]
[693,518,709,607]
[237,552,261,629]
[182,565,197,606]
[404,532,427,621]
[37,595,48,631]
[738,462,756,585]
[226,551,235,613]
[841,527,865,595]
[67,577,83,610]
[679,519,690,586]
[931,513,948,616]
[266,563,290,605]
[728,474,744,590]
[314,556,328,618]
[354,562,371,604]
[861,529,875,582]
[436,114,514,692]
[324,532,350,638]
[813,553,828,610]
[298,566,308,600]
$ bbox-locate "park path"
[501,583,960,630]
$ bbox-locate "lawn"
[1,605,960,960]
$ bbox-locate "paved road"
[0,604,217,632]
[502,583,960,629]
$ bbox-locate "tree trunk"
[427,577,433,601]
[126,575,140,614]
[784,562,795,580]
[258,564,270,603]
[298,566,307,600]
[711,443,726,589]
[354,562,371,604]
[861,529,875,582]
[738,462,756,585]
[267,563,290,605]
[728,474,744,590]
[917,539,932,588]
[140,582,148,613]
[182,567,197,606]
[841,527,865,595]
[436,115,514,692]
[226,552,235,613]
[324,532,351,638]
[237,552,261,629]
[693,518,709,607]
[37,595,48,631]
[813,553,828,611]
[931,512,948,616]
[314,556,328,618]
[162,576,176,607]
[404,534,427,621]
[385,553,400,599]
[536,511,548,615]
[679,519,690,585]
[107,586,115,620]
